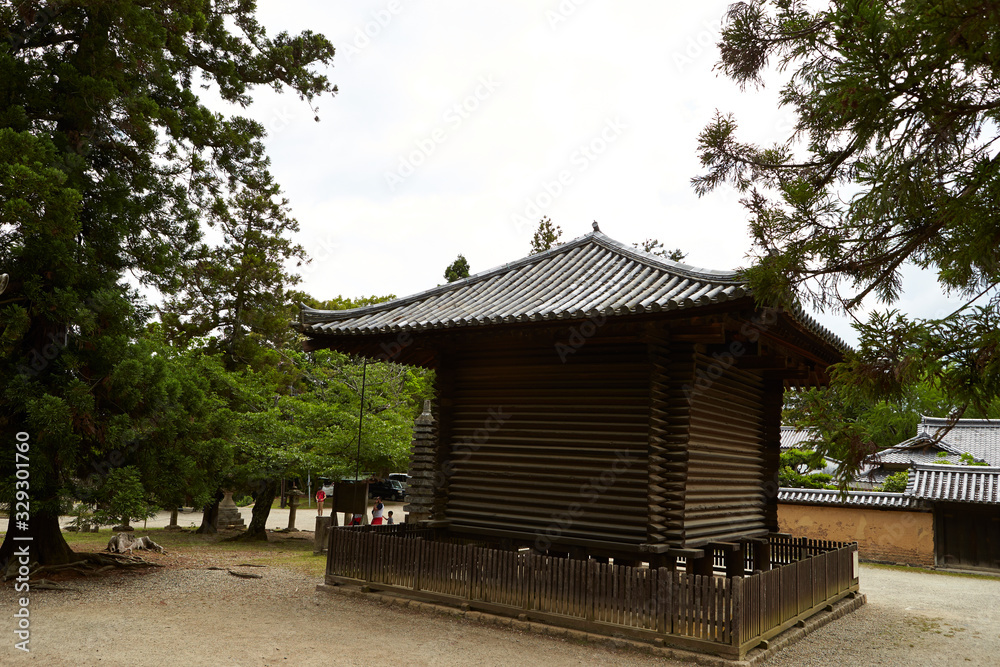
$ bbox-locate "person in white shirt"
[371,497,385,525]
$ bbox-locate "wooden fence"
[325,527,859,659]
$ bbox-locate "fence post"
[731,575,743,654]
[586,558,595,622]
[524,552,533,611]
[466,543,474,600]
[413,537,423,592]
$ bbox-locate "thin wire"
[354,358,368,514]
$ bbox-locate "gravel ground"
[2,557,998,666]
[762,565,1000,667]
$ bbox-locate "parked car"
[368,479,406,501]
[388,473,410,489]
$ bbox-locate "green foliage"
[960,452,988,466]
[444,255,470,283]
[697,1,1000,477]
[160,184,308,374]
[299,294,398,311]
[633,239,687,262]
[0,0,336,562]
[784,376,1000,486]
[778,448,834,489]
[93,467,158,527]
[879,471,910,493]
[530,216,563,255]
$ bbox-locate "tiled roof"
[778,488,925,510]
[298,231,851,352]
[915,417,1000,466]
[874,432,967,466]
[780,426,816,451]
[906,464,1000,504]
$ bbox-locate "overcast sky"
[233,1,962,348]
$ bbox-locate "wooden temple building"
[303,231,862,659]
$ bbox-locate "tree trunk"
[195,495,221,534]
[168,508,179,527]
[287,493,298,531]
[232,480,276,542]
[0,508,77,572]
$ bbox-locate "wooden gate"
[935,503,1000,570]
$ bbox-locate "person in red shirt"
[315,489,326,516]
[371,497,385,525]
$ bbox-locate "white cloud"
[229,1,966,349]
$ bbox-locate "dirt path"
[2,552,998,666]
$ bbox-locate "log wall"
[680,353,767,546]
[439,339,650,549]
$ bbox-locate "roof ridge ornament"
[592,220,600,232]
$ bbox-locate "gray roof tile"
[778,488,925,510]
[298,231,850,351]
[914,417,1000,466]
[906,464,1000,504]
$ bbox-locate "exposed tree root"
[227,569,263,579]
[106,533,166,554]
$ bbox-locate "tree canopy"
[695,0,1000,477]
[633,239,687,262]
[0,1,336,565]
[529,216,562,254]
[444,254,470,283]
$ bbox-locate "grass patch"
[2,527,327,578]
[862,561,1000,581]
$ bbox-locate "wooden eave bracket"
[665,547,706,559]
[638,543,672,554]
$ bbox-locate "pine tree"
[0,1,335,566]
[529,217,562,254]
[695,0,1000,478]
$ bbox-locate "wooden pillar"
[761,377,784,533]
[648,553,677,570]
[753,539,771,572]
[432,354,456,524]
[716,543,743,578]
[689,553,714,576]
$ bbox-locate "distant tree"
[161,184,307,373]
[92,467,158,529]
[696,1,1000,482]
[784,376,1000,486]
[444,254,470,283]
[302,294,397,311]
[634,239,687,262]
[879,471,909,493]
[530,217,563,254]
[778,448,833,489]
